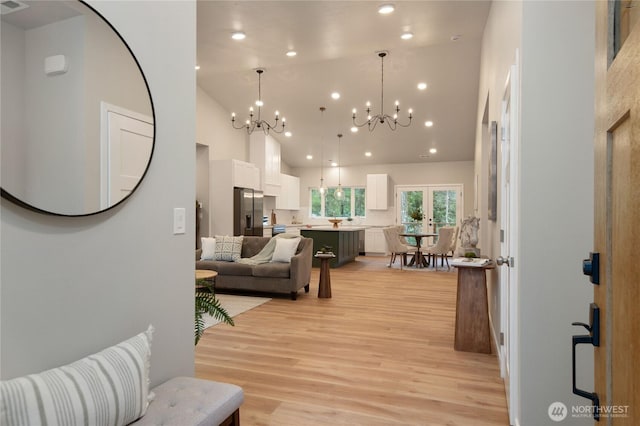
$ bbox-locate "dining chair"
[382,227,415,270]
[423,227,455,271]
[395,225,418,250]
[449,226,460,258]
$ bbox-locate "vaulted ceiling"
[196,1,491,169]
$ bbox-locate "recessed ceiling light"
[231,31,246,40]
[417,82,427,90]
[286,50,297,57]
[378,4,395,14]
[306,154,313,160]
[451,34,461,41]
[285,131,292,137]
[195,65,200,70]
[425,121,434,127]
[429,148,437,154]
[365,152,372,157]
[350,127,358,133]
[401,32,414,40]
[331,162,338,167]
[331,92,341,100]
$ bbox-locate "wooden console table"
[453,262,494,353]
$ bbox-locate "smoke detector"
[1,0,29,15]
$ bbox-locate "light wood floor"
[195,256,509,426]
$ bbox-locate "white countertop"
[301,226,366,231]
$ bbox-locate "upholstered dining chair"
[395,225,418,250]
[423,226,455,271]
[382,227,416,270]
[449,226,460,258]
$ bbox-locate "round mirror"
[1,0,154,216]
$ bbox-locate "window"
[310,186,365,218]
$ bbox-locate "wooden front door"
[593,1,640,424]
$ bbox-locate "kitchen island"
[301,227,364,268]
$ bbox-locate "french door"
[395,185,463,236]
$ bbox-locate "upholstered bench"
[0,326,244,426]
[133,376,244,426]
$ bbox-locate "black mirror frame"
[0,0,155,217]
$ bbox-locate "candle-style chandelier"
[231,68,286,135]
[352,51,413,131]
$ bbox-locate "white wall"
[196,85,248,161]
[478,1,596,425]
[290,161,474,226]
[25,16,85,213]
[0,0,196,387]
[518,2,595,424]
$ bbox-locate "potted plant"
[195,280,234,345]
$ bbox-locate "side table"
[453,262,495,353]
[195,270,218,291]
[314,253,335,298]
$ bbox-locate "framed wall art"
[488,120,498,221]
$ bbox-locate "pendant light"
[318,107,328,194]
[335,133,344,200]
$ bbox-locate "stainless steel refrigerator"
[233,187,264,236]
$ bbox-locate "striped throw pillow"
[0,325,153,426]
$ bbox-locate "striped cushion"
[1,325,153,426]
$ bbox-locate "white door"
[100,103,153,209]
[497,54,520,426]
[396,185,463,235]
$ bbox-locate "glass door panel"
[396,185,463,245]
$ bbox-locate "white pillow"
[200,237,216,260]
[214,235,243,261]
[0,325,154,426]
[271,237,301,263]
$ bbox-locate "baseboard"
[488,314,507,381]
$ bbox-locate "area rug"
[203,294,271,329]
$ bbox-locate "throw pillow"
[271,237,301,263]
[0,325,154,426]
[214,235,243,261]
[200,237,216,260]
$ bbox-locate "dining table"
[400,232,438,268]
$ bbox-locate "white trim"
[99,102,153,209]
[508,49,521,426]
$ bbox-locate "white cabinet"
[365,228,387,254]
[366,174,389,210]
[209,159,260,236]
[275,173,300,210]
[250,133,281,196]
[210,159,259,190]
[232,160,260,190]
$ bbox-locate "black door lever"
[571,303,600,420]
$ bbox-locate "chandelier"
[335,133,344,200]
[231,68,286,135]
[352,51,412,131]
[318,107,328,195]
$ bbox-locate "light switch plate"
[173,208,186,234]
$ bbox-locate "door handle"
[571,303,600,421]
[496,256,510,266]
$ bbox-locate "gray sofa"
[195,236,313,300]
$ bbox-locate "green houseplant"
[195,280,234,345]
